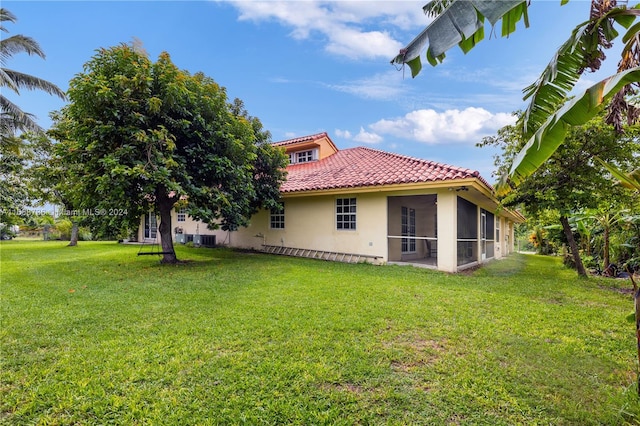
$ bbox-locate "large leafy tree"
[0,8,65,136]
[52,44,287,263]
[480,114,640,277]
[391,0,640,192]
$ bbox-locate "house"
[139,132,524,272]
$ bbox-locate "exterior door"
[144,212,157,240]
[401,206,416,253]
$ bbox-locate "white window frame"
[289,149,318,164]
[296,149,315,163]
[177,207,187,222]
[336,198,356,230]
[270,203,285,229]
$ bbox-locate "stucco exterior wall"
[230,193,388,259]
[138,210,227,245]
[436,190,458,273]
[138,187,521,272]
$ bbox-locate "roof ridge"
[272,132,328,146]
[352,146,479,174]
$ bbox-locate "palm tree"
[0,8,65,137]
[391,1,640,193]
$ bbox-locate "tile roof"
[280,146,493,193]
[272,132,329,147]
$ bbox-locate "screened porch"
[387,195,438,267]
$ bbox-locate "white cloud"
[335,129,352,139]
[353,126,382,144]
[324,27,402,60]
[328,70,408,101]
[227,1,426,60]
[370,107,516,145]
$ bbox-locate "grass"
[1,240,639,425]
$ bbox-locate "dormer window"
[288,148,318,164]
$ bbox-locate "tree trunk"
[603,225,610,271]
[560,215,587,277]
[68,221,79,246]
[157,194,178,264]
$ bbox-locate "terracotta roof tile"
[272,132,328,148]
[280,146,492,193]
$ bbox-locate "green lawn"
[1,241,639,425]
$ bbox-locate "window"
[336,198,356,230]
[401,206,416,253]
[270,203,285,229]
[177,207,187,222]
[288,149,318,164]
[296,150,314,163]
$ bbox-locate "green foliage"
[502,67,640,192]
[489,115,640,216]
[484,114,640,274]
[1,242,639,424]
[0,132,52,228]
[54,218,72,240]
[392,2,640,191]
[50,44,287,260]
[391,0,528,77]
[0,8,66,135]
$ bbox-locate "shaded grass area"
[1,241,639,424]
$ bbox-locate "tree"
[391,1,640,191]
[0,134,29,227]
[51,44,287,263]
[28,128,84,246]
[480,114,640,277]
[0,8,65,231]
[0,8,65,136]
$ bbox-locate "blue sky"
[4,1,615,181]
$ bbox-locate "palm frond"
[0,8,17,33]
[0,94,42,134]
[0,34,45,64]
[0,66,18,93]
[2,69,65,98]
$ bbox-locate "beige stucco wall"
[230,193,388,259]
[138,210,227,245]
[137,185,522,272]
[436,190,458,273]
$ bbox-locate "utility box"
[201,235,216,247]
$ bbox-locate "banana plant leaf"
[391,0,527,78]
[522,7,640,139]
[496,67,640,196]
[595,157,640,191]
